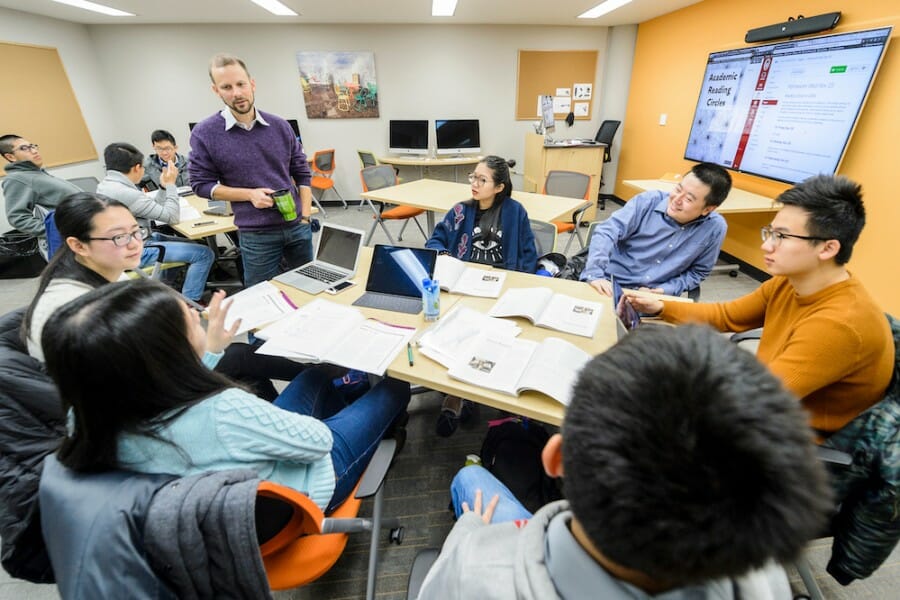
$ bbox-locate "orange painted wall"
[618,1,900,314]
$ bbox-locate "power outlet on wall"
[659,113,667,126]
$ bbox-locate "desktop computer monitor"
[435,119,481,155]
[389,120,429,155]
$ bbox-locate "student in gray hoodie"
[419,325,834,600]
[1,134,81,244]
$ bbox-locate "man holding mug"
[189,53,314,287]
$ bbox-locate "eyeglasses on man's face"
[88,227,149,247]
[15,143,39,153]
[760,226,828,247]
[467,173,492,187]
[154,145,176,154]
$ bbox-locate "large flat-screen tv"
[389,120,429,155]
[435,119,481,155]
[684,26,891,184]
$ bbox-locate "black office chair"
[594,120,621,211]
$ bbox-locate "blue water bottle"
[422,278,440,321]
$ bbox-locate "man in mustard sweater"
[627,174,894,436]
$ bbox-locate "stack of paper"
[255,299,415,375]
[417,305,521,369]
[434,255,507,298]
[215,281,296,335]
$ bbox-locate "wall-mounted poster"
[296,51,379,119]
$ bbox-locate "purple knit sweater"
[188,110,311,230]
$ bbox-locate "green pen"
[407,342,414,367]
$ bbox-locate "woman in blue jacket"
[426,155,537,273]
[426,155,537,435]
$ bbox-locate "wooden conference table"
[272,247,616,425]
[359,178,591,242]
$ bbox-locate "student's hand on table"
[206,290,240,353]
[462,489,500,525]
[160,160,178,187]
[248,188,275,209]
[623,290,663,316]
[589,279,613,297]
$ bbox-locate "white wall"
[597,24,638,193]
[2,12,637,228]
[0,7,111,231]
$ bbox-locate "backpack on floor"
[479,418,562,514]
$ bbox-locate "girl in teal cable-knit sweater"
[42,279,409,513]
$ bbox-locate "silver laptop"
[274,223,364,294]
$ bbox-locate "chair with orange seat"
[360,164,427,245]
[543,169,592,254]
[258,439,401,599]
[311,148,348,216]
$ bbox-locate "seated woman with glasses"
[21,192,308,401]
[425,155,537,436]
[426,155,537,273]
[41,278,410,514]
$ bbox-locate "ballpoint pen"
[407,342,414,366]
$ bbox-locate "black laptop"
[352,245,438,314]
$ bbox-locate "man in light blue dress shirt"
[581,162,732,297]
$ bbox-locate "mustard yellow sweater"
[662,275,894,433]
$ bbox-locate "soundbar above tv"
[684,26,891,184]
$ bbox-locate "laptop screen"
[365,245,437,298]
[316,224,363,270]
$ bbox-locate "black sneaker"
[435,396,473,437]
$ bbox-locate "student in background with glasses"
[426,155,537,436]
[0,134,82,255]
[97,142,214,302]
[141,129,191,189]
[627,174,893,437]
[426,155,537,272]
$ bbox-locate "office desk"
[273,247,616,425]
[377,155,483,182]
[170,195,237,241]
[623,180,780,214]
[359,178,590,239]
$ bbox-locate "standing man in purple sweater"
[189,53,314,287]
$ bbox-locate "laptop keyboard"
[353,292,423,314]
[296,264,344,284]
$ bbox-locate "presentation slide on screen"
[685,29,889,183]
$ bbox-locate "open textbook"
[433,255,507,297]
[447,334,591,406]
[417,305,521,368]
[254,299,414,375]
[488,287,602,338]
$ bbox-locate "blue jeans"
[451,465,533,523]
[140,233,215,300]
[273,368,410,513]
[240,222,313,288]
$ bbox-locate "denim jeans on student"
[273,368,410,513]
[140,233,215,300]
[240,222,313,288]
[450,465,533,523]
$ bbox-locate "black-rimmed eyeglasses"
[87,227,149,247]
[15,143,39,153]
[760,226,828,246]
